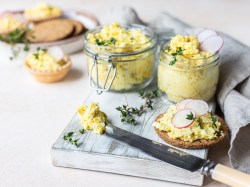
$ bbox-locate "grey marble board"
[51,91,215,186]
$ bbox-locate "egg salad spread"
[85,22,155,91]
[153,105,222,142]
[0,15,22,34]
[77,103,107,135]
[24,2,62,21]
[158,35,220,102]
[26,49,65,71]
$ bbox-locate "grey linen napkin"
[100,7,250,173]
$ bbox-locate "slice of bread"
[154,114,228,149]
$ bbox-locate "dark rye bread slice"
[154,114,228,149]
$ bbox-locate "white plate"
[0,9,99,62]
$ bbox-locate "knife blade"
[105,124,250,187]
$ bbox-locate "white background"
[0,0,247,186]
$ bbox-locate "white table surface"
[0,0,248,186]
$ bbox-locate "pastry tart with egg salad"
[24,2,62,22]
[153,99,228,149]
[24,46,71,83]
[158,30,224,102]
[83,22,156,93]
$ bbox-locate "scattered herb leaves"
[63,128,85,147]
[169,47,185,65]
[116,89,160,124]
[95,37,117,46]
[0,28,30,60]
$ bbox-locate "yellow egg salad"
[26,49,65,71]
[85,22,155,91]
[24,2,62,21]
[153,105,222,142]
[77,103,107,135]
[0,15,22,34]
[158,35,220,102]
[88,22,149,51]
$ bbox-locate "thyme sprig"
[0,28,30,60]
[169,47,185,65]
[116,89,160,124]
[63,129,85,147]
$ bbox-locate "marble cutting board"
[51,91,215,186]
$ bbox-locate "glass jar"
[83,24,157,94]
[158,41,220,102]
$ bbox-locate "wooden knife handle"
[212,164,250,187]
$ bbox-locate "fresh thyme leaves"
[169,47,185,65]
[116,105,143,124]
[139,89,159,109]
[0,28,30,60]
[186,112,195,120]
[95,37,117,46]
[63,128,85,147]
[210,111,218,128]
[116,89,160,124]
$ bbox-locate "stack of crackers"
[26,18,86,43]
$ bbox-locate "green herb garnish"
[169,47,185,65]
[63,128,85,147]
[186,112,195,120]
[109,37,117,45]
[0,28,30,60]
[95,37,117,46]
[210,111,218,128]
[197,117,203,128]
[116,89,159,124]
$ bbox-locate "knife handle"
[212,164,250,187]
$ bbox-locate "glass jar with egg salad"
[83,22,157,94]
[158,35,220,102]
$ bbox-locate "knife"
[105,124,250,187]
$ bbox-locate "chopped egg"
[77,103,107,135]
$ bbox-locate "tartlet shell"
[24,55,72,83]
[154,114,228,149]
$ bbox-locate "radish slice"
[197,29,218,43]
[172,109,196,129]
[48,46,64,61]
[200,36,224,53]
[176,99,193,110]
[185,100,208,116]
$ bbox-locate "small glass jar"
[83,24,157,94]
[158,41,220,102]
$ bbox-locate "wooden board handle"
[212,164,250,187]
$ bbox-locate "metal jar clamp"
[88,53,117,95]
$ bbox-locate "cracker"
[26,19,74,43]
[69,20,86,36]
[154,114,228,149]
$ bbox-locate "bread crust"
[154,114,228,149]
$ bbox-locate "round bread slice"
[69,20,86,36]
[154,114,228,149]
[26,19,74,43]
